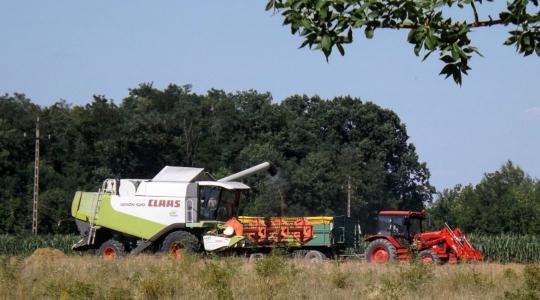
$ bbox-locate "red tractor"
[365,210,483,264]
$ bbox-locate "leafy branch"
[266,0,540,85]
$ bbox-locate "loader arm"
[442,223,483,261]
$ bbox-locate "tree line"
[428,161,540,235]
[1,84,538,235]
[0,84,432,234]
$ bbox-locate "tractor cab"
[366,210,483,264]
[376,211,424,241]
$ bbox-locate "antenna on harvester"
[32,117,40,235]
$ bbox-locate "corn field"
[469,234,540,263]
[0,235,80,256]
[1,234,540,263]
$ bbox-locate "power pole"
[32,117,40,235]
[347,176,351,218]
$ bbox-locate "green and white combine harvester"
[71,162,363,260]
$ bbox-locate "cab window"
[199,187,220,221]
[216,190,240,221]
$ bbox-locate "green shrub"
[200,260,234,300]
[255,253,287,278]
[523,264,540,292]
[45,281,96,300]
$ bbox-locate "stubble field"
[1,251,539,300]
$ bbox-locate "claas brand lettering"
[147,199,181,207]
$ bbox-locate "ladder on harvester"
[87,180,108,245]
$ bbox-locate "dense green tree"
[0,85,433,234]
[428,161,540,234]
[266,0,539,84]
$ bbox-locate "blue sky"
[1,1,539,190]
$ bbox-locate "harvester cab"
[366,210,483,264]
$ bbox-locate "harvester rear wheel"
[161,231,200,258]
[419,250,442,265]
[366,239,397,264]
[99,239,125,261]
[304,250,328,262]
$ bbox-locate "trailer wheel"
[366,239,397,263]
[304,250,328,262]
[419,250,442,265]
[99,239,125,261]
[248,253,265,262]
[161,231,200,258]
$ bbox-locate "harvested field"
[1,254,538,300]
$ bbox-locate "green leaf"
[319,7,328,20]
[440,55,455,63]
[452,67,462,85]
[407,29,417,43]
[336,43,345,56]
[439,64,454,78]
[299,39,310,49]
[364,27,374,39]
[346,28,353,43]
[265,0,274,11]
[316,0,327,9]
[321,35,332,52]
[422,50,434,61]
[425,34,437,50]
[414,42,423,56]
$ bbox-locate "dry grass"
[0,253,538,300]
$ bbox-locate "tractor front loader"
[365,211,482,264]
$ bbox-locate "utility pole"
[347,176,351,218]
[32,117,40,235]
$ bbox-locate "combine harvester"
[71,161,482,263]
[71,162,360,260]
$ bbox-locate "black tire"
[418,249,443,265]
[304,250,328,262]
[160,231,200,258]
[365,239,397,263]
[99,239,125,260]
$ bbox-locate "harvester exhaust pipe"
[218,161,277,182]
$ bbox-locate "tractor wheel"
[99,239,125,261]
[366,239,397,264]
[419,250,443,265]
[161,231,200,258]
[304,250,328,263]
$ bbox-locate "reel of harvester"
[224,216,314,246]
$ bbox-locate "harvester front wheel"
[99,239,125,261]
[161,231,200,258]
[419,250,442,265]
[366,239,397,264]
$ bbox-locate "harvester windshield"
[199,183,249,222]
